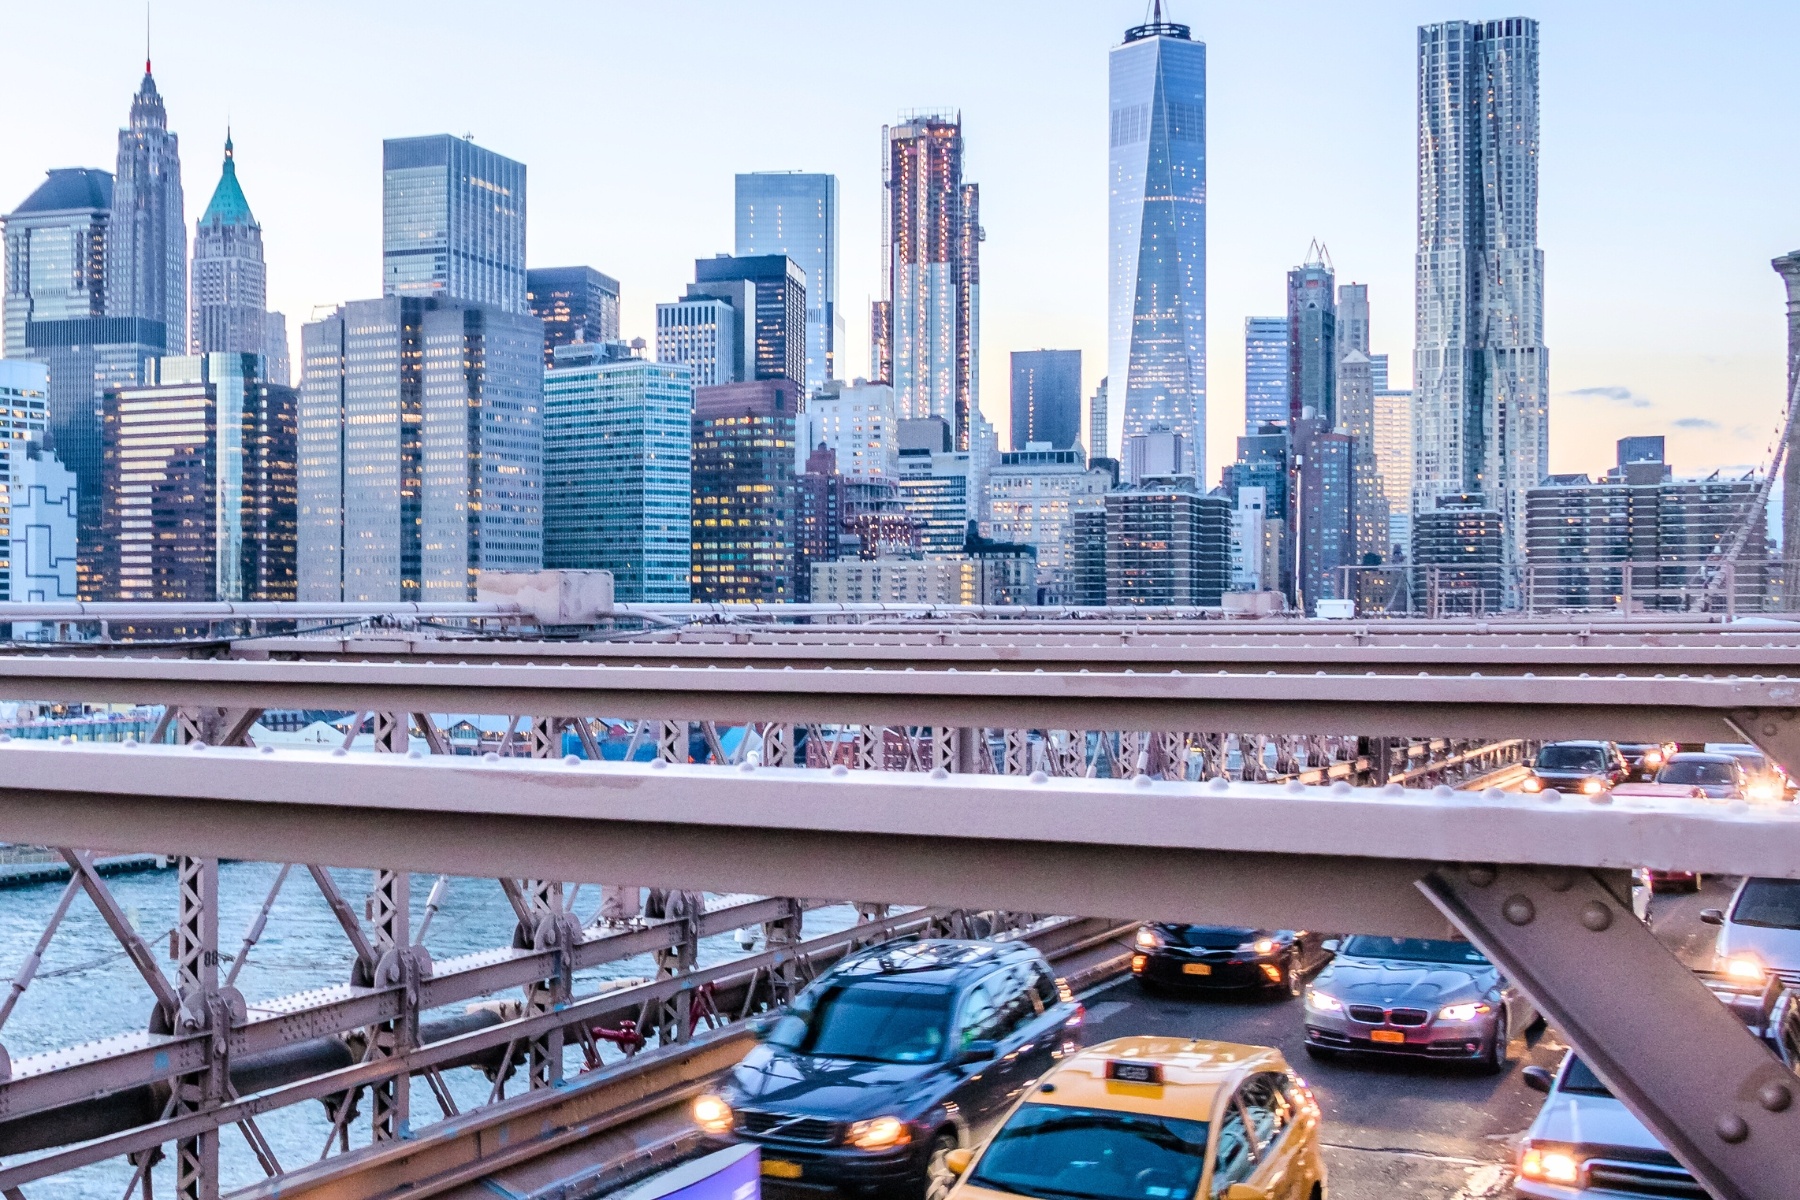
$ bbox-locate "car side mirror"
[958,1039,999,1065]
[946,1148,973,1176]
[1320,938,1340,955]
[1700,909,1725,926]
[1522,1065,1555,1094]
[1225,1185,1272,1200]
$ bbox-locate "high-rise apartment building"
[1337,348,1388,561]
[736,173,839,394]
[880,114,981,449]
[1336,283,1370,356]
[1287,249,1336,426]
[0,361,76,605]
[108,64,185,354]
[383,135,527,314]
[1089,377,1110,461]
[543,343,691,602]
[987,447,1112,603]
[1243,317,1287,434]
[1373,388,1415,555]
[298,297,542,600]
[1412,494,1506,614]
[1110,13,1207,481]
[190,135,288,383]
[805,378,899,478]
[1105,479,1230,607]
[527,266,620,369]
[693,255,806,386]
[98,353,296,602]
[690,379,800,601]
[656,295,744,388]
[1414,18,1546,562]
[896,416,975,554]
[1009,350,1081,450]
[1291,415,1354,612]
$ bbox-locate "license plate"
[762,1159,803,1180]
[1369,1029,1406,1044]
[1182,963,1213,976]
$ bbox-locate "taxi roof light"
[1106,1059,1164,1085]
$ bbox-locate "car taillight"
[1066,1002,1085,1027]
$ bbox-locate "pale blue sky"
[3,1,1796,485]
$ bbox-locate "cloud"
[1564,385,1652,409]
[1672,417,1721,431]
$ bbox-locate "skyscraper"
[1009,350,1081,450]
[2,169,111,357]
[0,361,76,606]
[190,134,288,383]
[107,63,185,354]
[655,294,743,388]
[692,254,806,386]
[298,296,542,600]
[1110,8,1206,481]
[1089,377,1110,461]
[1286,248,1335,426]
[690,379,800,601]
[1243,317,1287,434]
[527,266,620,369]
[1414,18,1547,563]
[736,172,839,394]
[880,114,981,450]
[382,135,527,314]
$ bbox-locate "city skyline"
[2,2,1795,486]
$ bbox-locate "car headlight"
[1580,777,1606,795]
[1725,954,1766,983]
[1437,1001,1492,1022]
[1643,750,1663,768]
[1306,988,1343,1012]
[1135,926,1165,950]
[692,1094,734,1134]
[1251,937,1275,955]
[847,1115,911,1150]
[1519,1146,1580,1185]
[1521,776,1542,792]
[1748,780,1779,802]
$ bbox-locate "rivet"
[1030,770,1049,784]
[483,752,500,763]
[1466,866,1497,888]
[331,747,347,757]
[1134,774,1154,788]
[1715,1113,1749,1143]
[260,744,276,755]
[1542,870,1575,893]
[930,767,949,780]
[831,763,849,777]
[1502,895,1536,926]
[650,758,668,769]
[564,754,582,766]
[1580,902,1613,932]
[1764,725,1778,737]
[191,740,208,750]
[1482,788,1505,801]
[1758,1082,1792,1112]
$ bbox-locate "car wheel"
[920,1129,959,1200]
[1285,950,1305,998]
[1482,1011,1510,1074]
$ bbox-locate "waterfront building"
[1110,11,1207,480]
[298,297,542,601]
[1009,350,1081,451]
[98,353,296,602]
[805,378,898,478]
[1243,317,1287,434]
[1104,478,1230,607]
[190,134,288,383]
[656,294,743,388]
[1089,377,1110,460]
[987,448,1112,603]
[543,342,691,602]
[0,361,75,604]
[108,64,185,354]
[690,378,800,602]
[1414,18,1546,562]
[527,266,620,369]
[383,135,527,314]
[693,255,806,386]
[880,114,981,449]
[736,172,840,393]
[1287,248,1336,426]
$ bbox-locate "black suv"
[698,939,1084,1198]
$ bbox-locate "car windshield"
[1164,926,1256,949]
[1657,760,1737,786]
[1537,745,1607,772]
[1560,1056,1613,1097]
[968,1103,1210,1200]
[785,982,952,1063]
[1731,879,1800,930]
[1341,936,1490,965]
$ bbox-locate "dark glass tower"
[1009,350,1081,450]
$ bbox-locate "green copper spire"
[200,131,255,227]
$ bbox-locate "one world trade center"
[1108,5,1206,481]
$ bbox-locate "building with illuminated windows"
[656,295,743,389]
[0,361,75,606]
[692,255,806,387]
[879,114,981,450]
[1110,13,1206,480]
[736,172,839,394]
[1243,317,1287,434]
[805,378,898,478]
[988,448,1111,603]
[690,378,800,602]
[382,135,527,314]
[527,266,620,369]
[1104,478,1230,607]
[543,342,691,602]
[1009,350,1081,451]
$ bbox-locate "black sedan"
[1131,924,1334,996]
[1521,741,1630,796]
[693,939,1084,1199]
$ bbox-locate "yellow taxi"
[942,1036,1326,1200]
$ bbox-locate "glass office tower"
[383,135,527,314]
[1009,349,1081,450]
[526,266,620,369]
[1242,317,1287,434]
[736,172,839,394]
[1109,13,1206,481]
